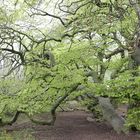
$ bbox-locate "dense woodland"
[0,0,140,135]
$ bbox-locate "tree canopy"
[0,0,140,132]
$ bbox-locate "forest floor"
[2,111,140,140]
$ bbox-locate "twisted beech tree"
[0,0,140,133]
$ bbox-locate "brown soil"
[4,111,140,140]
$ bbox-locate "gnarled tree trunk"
[98,97,125,133]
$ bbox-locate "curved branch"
[0,48,25,64]
[0,111,21,126]
[0,83,80,126]
[28,83,80,125]
[105,48,124,59]
[30,8,65,26]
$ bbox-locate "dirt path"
[5,111,140,140]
